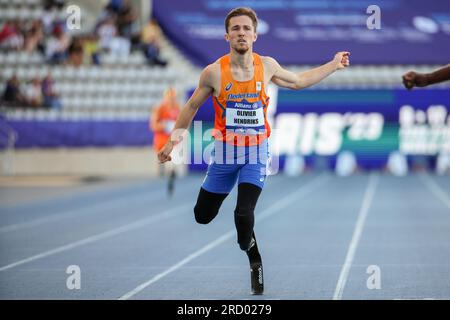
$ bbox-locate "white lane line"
[119,230,235,301]
[119,174,330,300]
[0,180,192,234]
[0,203,192,272]
[0,180,150,208]
[419,174,450,209]
[0,175,283,271]
[333,173,379,300]
[0,193,155,234]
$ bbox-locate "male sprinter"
[158,7,350,295]
[402,64,450,89]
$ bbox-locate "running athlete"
[150,87,181,196]
[402,64,450,89]
[158,7,350,295]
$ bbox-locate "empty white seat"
[15,67,26,79]
[30,8,43,19]
[99,68,113,79]
[85,98,97,109]
[90,67,101,80]
[5,53,17,65]
[101,54,115,65]
[4,8,17,20]
[18,7,31,20]
[63,67,76,80]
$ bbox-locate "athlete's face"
[225,15,257,55]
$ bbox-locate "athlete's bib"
[225,99,265,135]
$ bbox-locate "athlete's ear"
[224,33,230,42]
[254,32,257,42]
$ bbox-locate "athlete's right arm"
[157,66,215,163]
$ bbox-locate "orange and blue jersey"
[202,53,272,193]
[212,53,271,147]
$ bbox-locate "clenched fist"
[157,141,174,163]
[334,51,350,70]
[402,71,428,90]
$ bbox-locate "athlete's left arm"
[267,52,350,90]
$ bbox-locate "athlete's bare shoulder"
[199,62,221,95]
[203,60,220,75]
[260,56,279,72]
[208,60,221,75]
[260,55,281,83]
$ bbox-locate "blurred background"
[0,0,449,180]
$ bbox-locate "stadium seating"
[1,0,449,118]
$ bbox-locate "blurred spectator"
[116,0,139,39]
[106,0,124,14]
[46,24,71,64]
[1,75,27,107]
[42,0,65,35]
[141,19,167,67]
[44,0,65,10]
[97,15,130,57]
[24,20,44,54]
[42,74,62,110]
[83,34,101,65]
[67,37,84,67]
[42,4,57,35]
[24,77,43,108]
[0,20,24,51]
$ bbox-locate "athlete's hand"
[334,51,350,70]
[402,71,428,90]
[157,141,174,163]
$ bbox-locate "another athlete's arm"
[402,64,450,90]
[268,52,350,90]
[157,66,215,163]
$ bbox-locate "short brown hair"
[225,7,258,33]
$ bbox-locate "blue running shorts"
[201,140,270,194]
